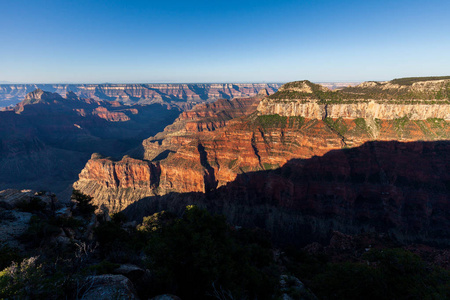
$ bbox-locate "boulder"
[0,189,34,208]
[114,264,145,281]
[55,207,72,218]
[81,274,139,300]
[0,189,57,211]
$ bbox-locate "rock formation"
[0,189,58,249]
[74,77,450,214]
[0,90,180,199]
[120,140,450,247]
[0,83,281,108]
[257,100,450,120]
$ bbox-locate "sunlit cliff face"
[74,79,450,214]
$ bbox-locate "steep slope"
[74,96,263,210]
[142,96,262,160]
[74,77,450,215]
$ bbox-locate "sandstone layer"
[257,100,450,120]
[74,77,450,245]
[75,94,450,213]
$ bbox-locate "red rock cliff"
[75,104,450,215]
[74,78,450,216]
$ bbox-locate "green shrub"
[0,257,44,298]
[0,256,73,299]
[137,211,176,232]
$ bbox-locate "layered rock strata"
[257,100,450,120]
[0,83,280,107]
[74,78,450,231]
[0,89,180,198]
[120,141,450,247]
[74,94,450,214]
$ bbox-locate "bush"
[0,257,44,298]
[20,216,61,246]
[94,220,145,264]
[288,248,450,300]
[144,205,277,299]
[0,256,74,299]
[111,212,128,224]
[137,211,176,232]
[71,189,97,216]
[16,197,47,212]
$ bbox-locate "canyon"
[0,89,182,198]
[0,83,281,108]
[73,77,450,246]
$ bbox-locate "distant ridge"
[268,76,450,102]
[0,83,281,108]
[390,76,450,85]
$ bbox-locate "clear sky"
[0,0,449,83]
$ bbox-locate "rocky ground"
[1,189,448,299]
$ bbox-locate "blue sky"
[0,0,449,83]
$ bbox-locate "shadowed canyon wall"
[120,141,450,247]
[0,90,180,199]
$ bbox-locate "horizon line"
[0,80,367,85]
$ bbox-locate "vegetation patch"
[270,77,450,101]
[415,120,435,139]
[288,116,305,128]
[427,118,446,127]
[394,116,410,133]
[228,158,238,169]
[354,118,370,136]
[285,247,450,300]
[324,117,348,136]
[256,114,288,128]
[263,162,279,170]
